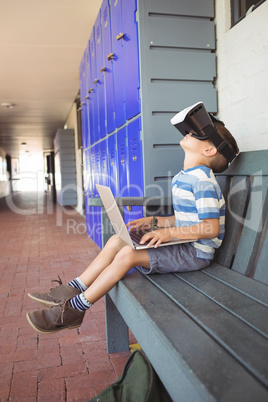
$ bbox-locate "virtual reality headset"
[171,102,237,164]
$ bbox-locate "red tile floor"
[0,191,135,401]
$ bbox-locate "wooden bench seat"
[89,150,268,401]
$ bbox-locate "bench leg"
[105,293,129,353]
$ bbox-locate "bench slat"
[253,226,268,285]
[215,176,250,267]
[217,150,268,176]
[175,270,268,336]
[232,177,268,277]
[146,272,268,388]
[109,270,268,401]
[203,264,268,305]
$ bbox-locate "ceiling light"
[1,102,15,109]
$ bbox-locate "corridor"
[0,191,132,401]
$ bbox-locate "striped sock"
[69,292,93,311]
[67,277,88,292]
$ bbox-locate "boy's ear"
[202,145,218,157]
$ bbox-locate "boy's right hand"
[126,217,152,231]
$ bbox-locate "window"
[231,0,267,26]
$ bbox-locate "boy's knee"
[114,245,135,264]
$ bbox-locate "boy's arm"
[140,218,220,248]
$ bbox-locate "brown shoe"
[28,276,81,307]
[26,300,85,334]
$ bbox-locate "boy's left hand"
[140,228,173,248]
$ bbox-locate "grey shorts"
[139,242,211,275]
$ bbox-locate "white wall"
[65,103,84,216]
[215,0,268,151]
[0,148,9,198]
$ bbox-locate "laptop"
[96,184,193,250]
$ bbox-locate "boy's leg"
[83,245,150,304]
[27,234,128,307]
[78,234,131,287]
[26,245,150,334]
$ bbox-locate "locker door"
[95,10,106,138]
[84,148,90,194]
[127,117,144,197]
[79,53,88,149]
[90,145,96,198]
[117,127,129,197]
[110,0,125,128]
[101,0,115,134]
[126,117,144,222]
[86,40,96,146]
[108,133,119,196]
[94,142,101,196]
[89,29,99,144]
[100,139,109,187]
[122,0,141,120]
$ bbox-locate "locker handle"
[84,96,89,100]
[116,32,124,41]
[81,102,85,106]
[88,88,94,93]
[121,158,125,164]
[99,67,106,72]
[107,53,114,61]
[93,79,99,84]
[132,155,137,161]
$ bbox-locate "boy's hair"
[208,122,239,173]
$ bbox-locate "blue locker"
[122,0,141,121]
[86,40,95,146]
[127,118,144,196]
[83,149,89,194]
[89,30,99,144]
[101,0,115,134]
[79,53,88,149]
[90,145,96,197]
[94,142,101,195]
[108,133,119,196]
[100,139,109,187]
[110,0,125,128]
[95,10,106,139]
[95,207,102,249]
[117,127,129,198]
[125,117,144,222]
[88,197,95,242]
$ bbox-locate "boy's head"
[171,102,239,173]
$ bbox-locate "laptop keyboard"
[129,229,151,245]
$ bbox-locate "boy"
[26,102,239,334]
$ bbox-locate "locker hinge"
[116,32,124,41]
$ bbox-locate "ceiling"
[0,0,102,157]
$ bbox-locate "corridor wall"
[79,0,217,248]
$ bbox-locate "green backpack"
[89,350,172,402]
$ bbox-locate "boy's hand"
[126,217,152,231]
[140,228,173,248]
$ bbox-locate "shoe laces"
[56,299,68,324]
[50,275,63,290]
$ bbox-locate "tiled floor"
[0,191,134,401]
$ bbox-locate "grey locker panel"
[144,0,214,18]
[143,147,184,197]
[149,48,216,81]
[145,114,187,145]
[54,129,77,206]
[148,81,217,112]
[146,16,215,50]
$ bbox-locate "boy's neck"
[183,154,209,171]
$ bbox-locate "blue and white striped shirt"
[172,165,225,260]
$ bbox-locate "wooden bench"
[89,150,268,401]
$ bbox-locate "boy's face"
[180,133,215,156]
